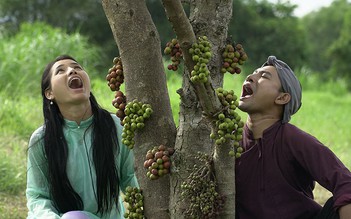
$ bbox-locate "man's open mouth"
[68,76,83,89]
[241,84,253,99]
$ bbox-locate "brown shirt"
[236,121,351,219]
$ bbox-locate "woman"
[26,55,138,218]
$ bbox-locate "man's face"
[238,65,284,116]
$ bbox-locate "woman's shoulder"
[31,125,45,137]
[109,113,123,126]
[28,125,45,147]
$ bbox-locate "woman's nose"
[68,68,77,75]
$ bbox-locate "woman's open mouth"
[68,76,83,89]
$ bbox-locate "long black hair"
[41,55,120,214]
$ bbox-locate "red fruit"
[116,109,125,118]
[109,84,116,91]
[108,67,115,74]
[115,90,124,97]
[146,152,154,160]
[116,64,123,70]
[110,71,117,78]
[147,159,154,167]
[155,151,163,159]
[162,155,170,162]
[167,65,173,70]
[175,52,182,58]
[119,103,126,110]
[158,145,166,151]
[168,148,175,155]
[151,169,158,175]
[116,96,124,105]
[163,161,171,169]
[110,78,116,84]
[115,81,121,88]
[144,160,149,168]
[235,67,241,74]
[116,69,123,75]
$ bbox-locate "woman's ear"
[275,92,291,105]
[45,89,53,101]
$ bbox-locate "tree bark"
[102,0,235,218]
[188,1,236,218]
[101,0,177,218]
[162,0,235,218]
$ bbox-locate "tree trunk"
[102,0,235,218]
[189,2,236,218]
[163,0,235,218]
[101,0,177,218]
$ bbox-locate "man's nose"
[245,74,255,83]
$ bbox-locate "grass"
[1,71,350,218]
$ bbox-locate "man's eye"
[74,66,82,70]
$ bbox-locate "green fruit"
[164,47,171,55]
[218,113,225,120]
[137,123,144,129]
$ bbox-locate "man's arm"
[339,203,351,219]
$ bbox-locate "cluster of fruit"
[164,38,183,71]
[106,57,128,123]
[143,144,175,180]
[180,153,225,218]
[121,100,153,149]
[189,36,212,83]
[211,88,244,158]
[123,186,144,219]
[112,90,127,122]
[221,43,248,75]
[106,57,124,91]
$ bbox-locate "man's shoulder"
[281,122,320,144]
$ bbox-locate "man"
[235,56,351,219]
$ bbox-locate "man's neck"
[246,115,281,139]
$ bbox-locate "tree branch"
[161,0,222,117]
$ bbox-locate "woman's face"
[45,59,91,106]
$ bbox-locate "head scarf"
[261,56,302,123]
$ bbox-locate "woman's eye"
[56,69,64,74]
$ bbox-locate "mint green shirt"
[26,114,138,219]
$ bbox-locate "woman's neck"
[59,101,92,125]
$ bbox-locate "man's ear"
[45,89,53,101]
[275,92,291,105]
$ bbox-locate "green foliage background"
[1,0,351,83]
